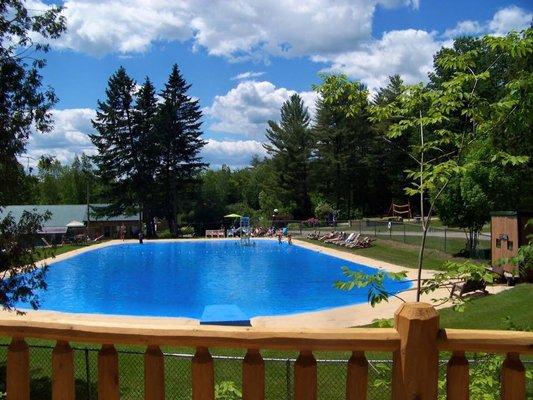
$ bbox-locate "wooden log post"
[392,303,439,400]
[145,345,165,400]
[446,351,468,400]
[52,341,75,400]
[98,344,120,400]
[294,350,317,400]
[242,349,265,400]
[192,347,214,400]
[7,337,29,400]
[501,352,525,400]
[346,351,368,400]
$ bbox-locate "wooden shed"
[490,210,533,274]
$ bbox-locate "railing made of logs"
[0,302,532,400]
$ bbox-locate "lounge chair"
[450,279,488,298]
[338,233,359,246]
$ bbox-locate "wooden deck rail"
[1,303,531,400]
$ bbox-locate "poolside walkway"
[11,238,509,330]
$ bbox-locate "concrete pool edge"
[11,237,509,328]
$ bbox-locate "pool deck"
[3,238,509,329]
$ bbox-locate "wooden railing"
[0,303,531,400]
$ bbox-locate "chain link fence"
[288,219,491,260]
[0,342,530,399]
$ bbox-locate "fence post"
[392,303,439,400]
[444,227,447,253]
[359,220,362,235]
[84,348,91,400]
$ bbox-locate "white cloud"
[443,20,484,38]
[24,108,97,166]
[488,6,532,35]
[28,0,418,58]
[21,107,272,169]
[317,29,446,94]
[205,81,318,139]
[201,139,266,168]
[445,6,532,38]
[231,71,265,81]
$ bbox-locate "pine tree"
[156,64,206,235]
[90,67,139,217]
[263,94,314,219]
[133,77,159,236]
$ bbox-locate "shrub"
[287,223,300,231]
[180,226,195,236]
[157,229,173,238]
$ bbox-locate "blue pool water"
[20,240,410,318]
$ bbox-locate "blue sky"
[25,0,532,168]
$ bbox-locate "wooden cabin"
[491,210,533,274]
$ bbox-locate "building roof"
[0,204,139,228]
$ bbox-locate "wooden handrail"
[438,329,533,355]
[0,318,399,351]
[3,303,532,400]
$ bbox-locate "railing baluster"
[242,348,265,400]
[501,352,525,400]
[145,345,165,400]
[392,303,439,400]
[446,351,468,400]
[192,346,214,400]
[7,337,29,400]
[346,351,368,400]
[52,341,75,400]
[294,350,317,400]
[98,344,120,400]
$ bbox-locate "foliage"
[155,64,207,235]
[90,64,206,237]
[0,1,66,311]
[263,94,314,219]
[314,201,334,219]
[180,226,195,236]
[0,210,51,311]
[335,267,408,306]
[214,381,242,400]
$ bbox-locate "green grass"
[439,284,533,330]
[299,237,467,271]
[33,244,86,261]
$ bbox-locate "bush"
[180,226,195,236]
[157,229,173,239]
[287,223,300,231]
[315,202,334,219]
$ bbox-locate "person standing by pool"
[287,233,292,245]
[138,231,144,244]
[119,223,126,241]
[277,230,283,244]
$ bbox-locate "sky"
[23,0,532,169]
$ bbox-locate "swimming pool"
[19,240,410,319]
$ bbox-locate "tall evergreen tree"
[156,64,206,235]
[313,75,372,217]
[263,94,314,219]
[133,77,159,236]
[90,67,140,217]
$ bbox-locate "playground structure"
[240,216,252,246]
[388,202,412,220]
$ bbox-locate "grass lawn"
[299,237,468,271]
[33,244,86,261]
[439,283,533,330]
